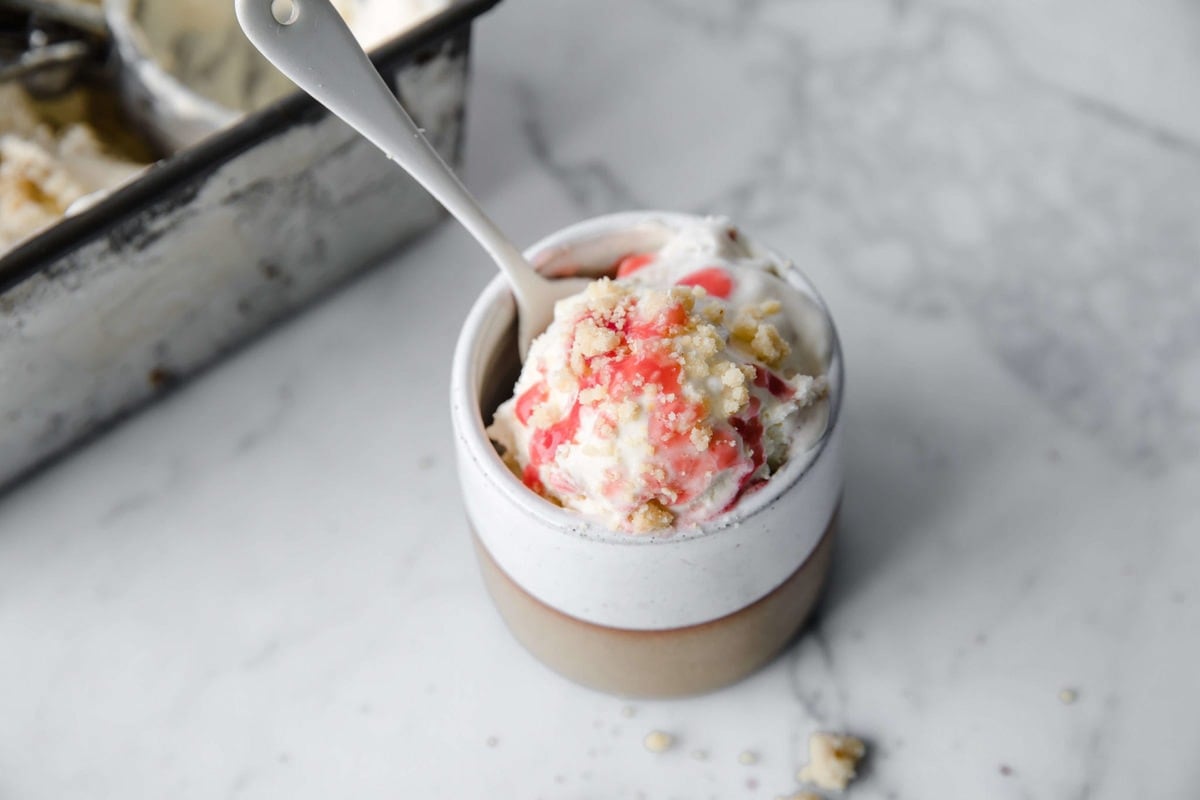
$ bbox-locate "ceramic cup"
[450,211,844,697]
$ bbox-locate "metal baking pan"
[0,0,501,491]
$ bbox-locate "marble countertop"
[2,0,1198,797]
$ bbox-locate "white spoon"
[235,0,589,359]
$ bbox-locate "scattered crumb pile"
[634,716,866,797]
[643,730,674,753]
[797,732,866,792]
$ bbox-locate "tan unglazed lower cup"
[471,513,837,697]
[450,212,844,698]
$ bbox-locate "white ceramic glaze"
[450,211,844,630]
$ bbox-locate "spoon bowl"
[235,0,589,358]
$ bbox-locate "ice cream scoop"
[236,0,589,359]
[487,218,830,533]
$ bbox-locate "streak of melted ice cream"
[488,219,830,534]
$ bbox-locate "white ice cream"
[488,219,829,534]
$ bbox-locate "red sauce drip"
[625,301,689,341]
[731,398,765,475]
[522,463,545,495]
[665,426,749,508]
[600,470,625,500]
[710,430,744,471]
[726,397,766,507]
[524,401,581,493]
[615,252,655,278]
[519,294,775,518]
[602,319,753,508]
[515,382,549,425]
[752,365,794,400]
[676,266,733,299]
[607,351,681,401]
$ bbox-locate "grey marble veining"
[0,1,1197,798]
[513,0,1200,470]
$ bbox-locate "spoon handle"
[235,0,535,285]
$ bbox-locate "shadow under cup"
[450,212,844,697]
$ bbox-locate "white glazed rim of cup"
[451,210,844,547]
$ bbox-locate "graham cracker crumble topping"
[718,363,752,416]
[629,500,675,533]
[528,403,558,429]
[537,283,777,445]
[570,319,621,371]
[731,301,792,368]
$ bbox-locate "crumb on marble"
[1059,688,1078,705]
[738,750,759,765]
[643,730,674,753]
[797,732,866,791]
